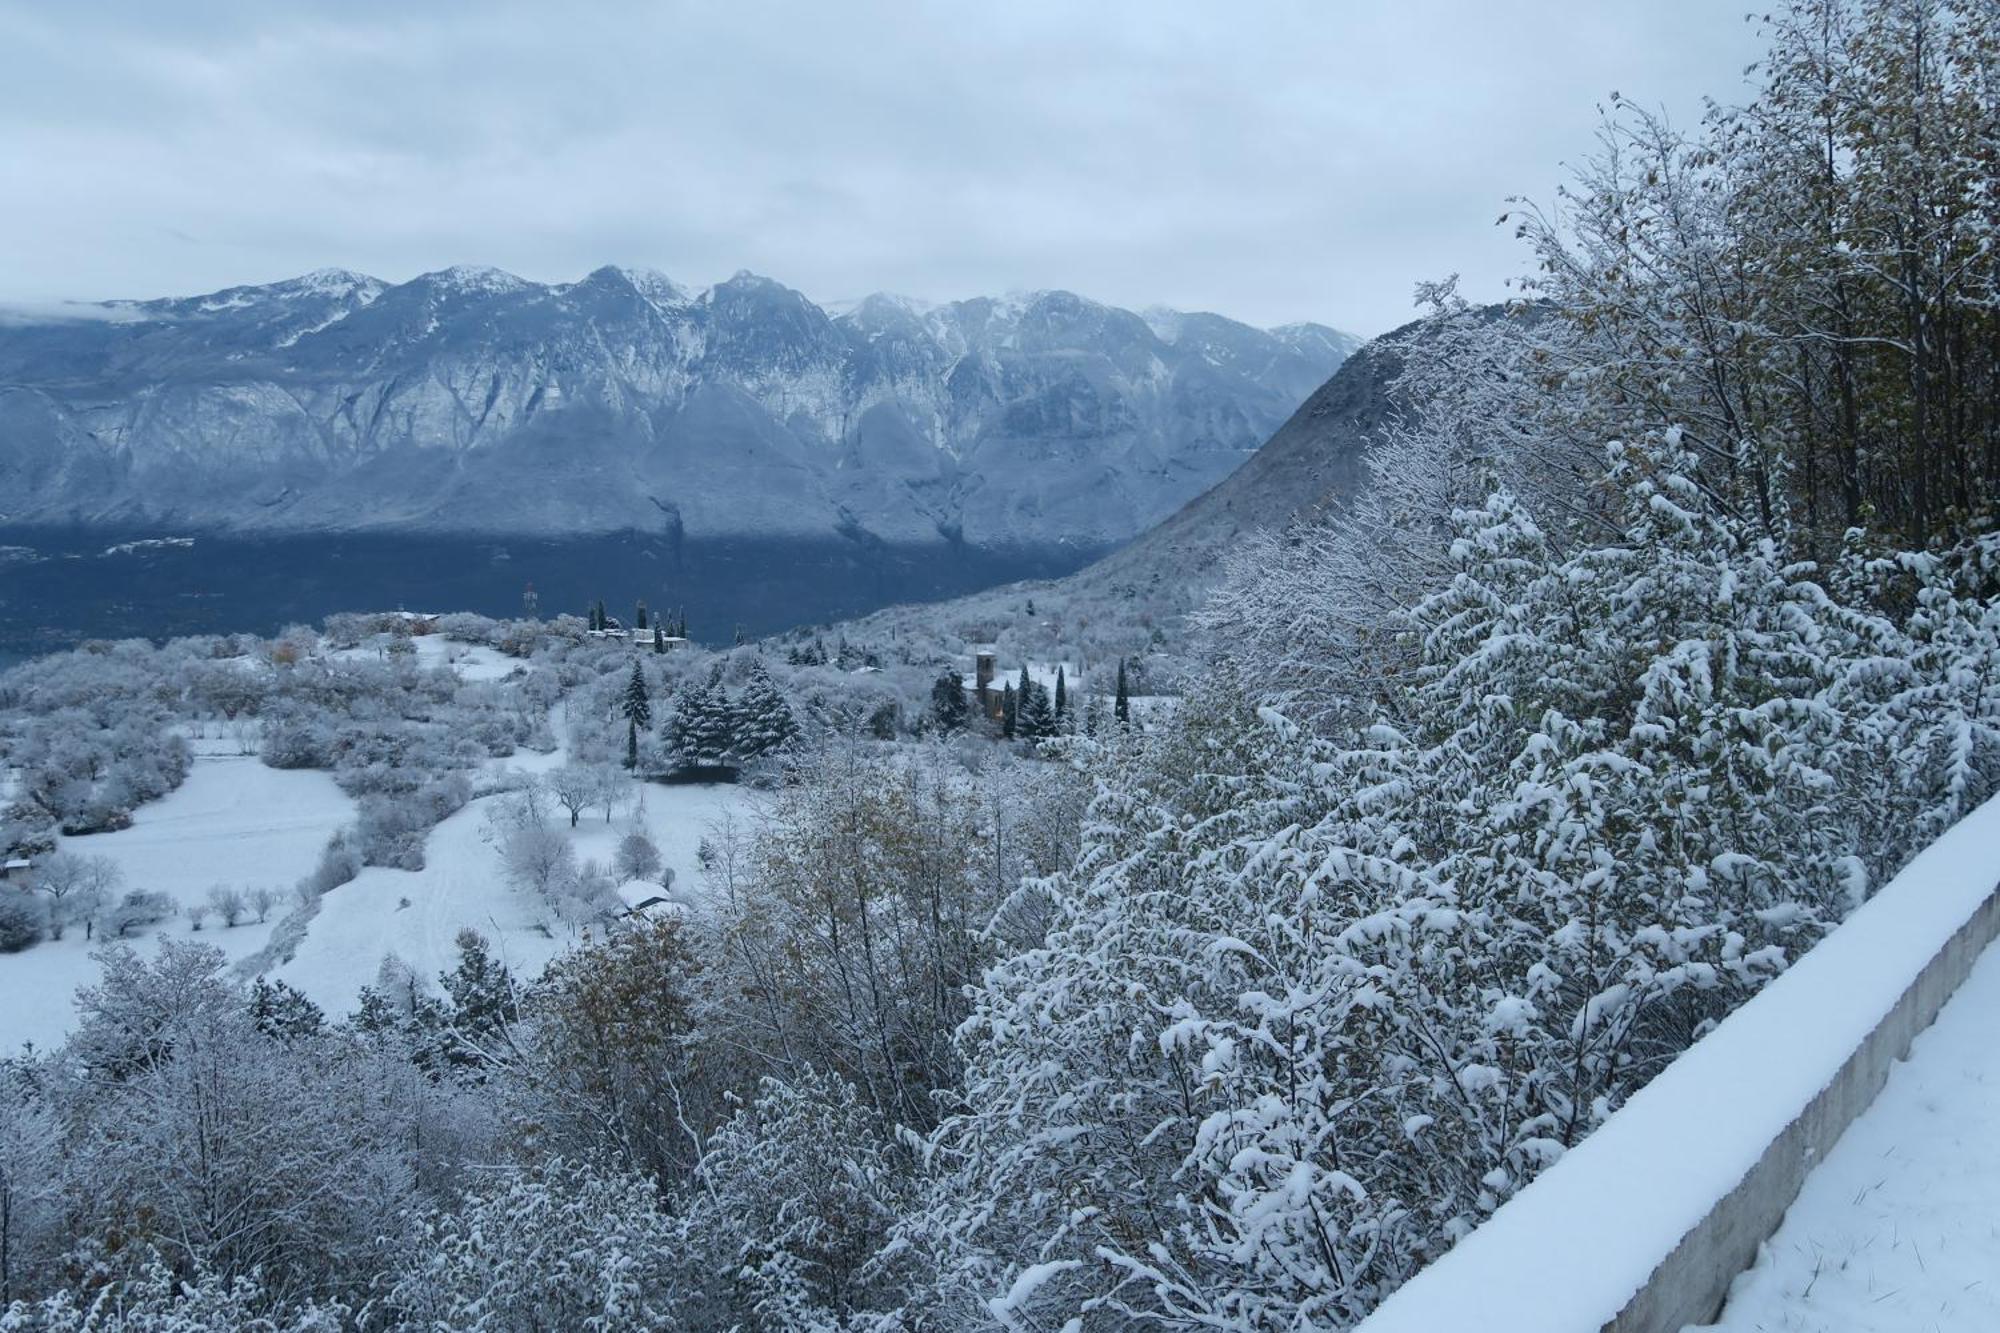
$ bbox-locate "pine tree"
[1114,657,1131,726]
[929,670,971,734]
[733,661,800,764]
[1018,679,1055,740]
[438,927,518,1072]
[1054,665,1068,722]
[248,977,324,1041]
[667,665,737,771]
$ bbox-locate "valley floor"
[0,642,760,1053]
[1,756,353,1052]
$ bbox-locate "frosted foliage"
[922,434,2000,1326]
[385,1160,680,1332]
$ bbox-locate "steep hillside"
[825,319,1416,670]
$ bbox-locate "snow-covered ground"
[1702,939,2000,1333]
[412,637,522,681]
[273,777,756,1019]
[0,756,355,1053]
[1,697,758,1050]
[328,636,523,682]
[274,788,571,1017]
[1358,794,2000,1333]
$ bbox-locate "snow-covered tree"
[670,1069,916,1331]
[386,1159,680,1332]
[27,852,121,942]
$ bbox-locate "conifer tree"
[653,625,665,654]
[667,665,737,771]
[622,660,652,730]
[1114,657,1131,726]
[732,661,800,764]
[438,927,518,1072]
[929,670,971,734]
[248,977,324,1041]
[1017,673,1055,740]
[635,601,648,630]
[1054,665,1068,723]
[1001,682,1017,739]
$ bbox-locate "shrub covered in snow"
[0,894,45,953]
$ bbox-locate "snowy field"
[328,636,524,682]
[1,701,758,1051]
[274,777,755,1019]
[413,637,523,681]
[1702,939,2000,1333]
[0,756,355,1053]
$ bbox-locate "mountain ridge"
[0,267,1357,555]
[826,315,1420,665]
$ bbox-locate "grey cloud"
[0,301,149,326]
[0,0,1767,335]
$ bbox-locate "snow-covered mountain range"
[0,266,1357,551]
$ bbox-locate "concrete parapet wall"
[1356,796,2000,1333]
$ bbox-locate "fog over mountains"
[0,265,1356,554]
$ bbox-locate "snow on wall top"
[1355,792,2000,1333]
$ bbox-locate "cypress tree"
[636,600,649,630]
[1054,665,1067,720]
[622,660,652,729]
[653,625,666,654]
[1001,682,1017,739]
[1115,657,1131,726]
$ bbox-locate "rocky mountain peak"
[0,265,1357,559]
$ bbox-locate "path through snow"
[1701,941,2000,1332]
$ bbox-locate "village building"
[587,625,689,650]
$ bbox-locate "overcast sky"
[0,2,1768,336]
